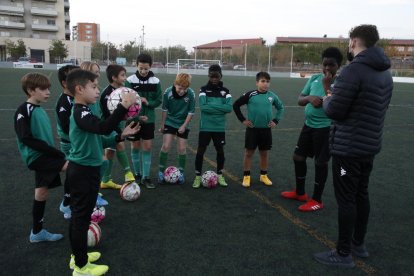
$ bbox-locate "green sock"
[131,149,141,176]
[159,151,168,173]
[116,150,131,172]
[142,150,152,178]
[178,154,186,174]
[102,159,114,182]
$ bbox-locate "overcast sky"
[69,0,414,51]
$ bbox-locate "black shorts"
[162,124,190,139]
[245,128,272,151]
[294,124,330,163]
[198,131,226,147]
[127,122,155,141]
[28,155,66,189]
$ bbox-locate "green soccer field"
[0,68,413,275]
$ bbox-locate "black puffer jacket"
[323,46,393,158]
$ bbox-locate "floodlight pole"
[244,43,247,76]
[290,45,294,75]
[220,40,223,64]
[268,45,271,72]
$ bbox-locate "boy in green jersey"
[281,47,343,212]
[125,53,163,188]
[14,73,68,242]
[65,69,140,275]
[233,72,284,188]
[158,73,195,185]
[193,65,232,188]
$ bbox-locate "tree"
[49,39,68,63]
[5,39,27,59]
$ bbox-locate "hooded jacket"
[323,46,393,158]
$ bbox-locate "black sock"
[32,200,46,234]
[243,171,250,176]
[294,160,306,195]
[260,170,267,175]
[313,163,328,202]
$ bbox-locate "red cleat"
[280,190,308,202]
[298,199,324,212]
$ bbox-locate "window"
[86,30,92,34]
[47,19,55,25]
[0,31,10,37]
[85,25,92,29]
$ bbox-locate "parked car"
[197,64,210,69]
[165,63,177,68]
[152,62,164,68]
[233,64,246,70]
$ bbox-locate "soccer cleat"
[30,229,63,243]
[218,175,228,187]
[298,199,324,212]
[125,171,135,182]
[351,242,369,258]
[59,200,71,219]
[192,176,201,188]
[259,174,273,186]
[242,175,250,188]
[100,179,122,189]
[313,249,355,268]
[69,252,101,269]
[96,194,108,206]
[280,190,308,202]
[134,173,142,183]
[157,171,165,185]
[72,262,109,276]
[141,177,155,189]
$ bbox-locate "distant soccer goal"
[177,59,221,73]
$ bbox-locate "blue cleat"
[30,229,63,243]
[59,200,71,219]
[96,194,108,206]
[158,171,165,185]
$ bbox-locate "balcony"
[0,4,24,16]
[65,14,70,21]
[32,24,58,32]
[0,20,25,29]
[64,0,70,8]
[31,7,58,17]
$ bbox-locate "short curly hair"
[322,47,343,66]
[349,24,379,48]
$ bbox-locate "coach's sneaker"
[281,190,308,202]
[30,229,63,243]
[218,175,228,187]
[242,176,250,188]
[351,242,370,258]
[299,199,324,212]
[100,179,121,189]
[313,249,355,268]
[142,177,155,189]
[192,176,201,188]
[259,174,273,186]
[96,194,108,206]
[125,171,135,182]
[69,252,102,269]
[72,262,108,276]
[59,200,72,219]
[158,171,165,185]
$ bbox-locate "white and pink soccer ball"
[107,87,141,119]
[120,181,141,201]
[87,221,101,247]
[91,206,106,223]
[201,171,218,188]
[164,166,182,184]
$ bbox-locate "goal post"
[177,59,221,73]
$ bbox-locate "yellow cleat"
[242,175,250,188]
[72,262,108,276]
[100,179,122,189]
[124,171,135,182]
[69,252,101,269]
[260,174,273,186]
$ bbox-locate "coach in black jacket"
[314,25,393,267]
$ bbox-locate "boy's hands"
[322,70,334,95]
[268,121,277,128]
[243,120,253,128]
[121,121,141,138]
[120,91,138,109]
[158,124,164,133]
[178,125,186,134]
[140,97,148,106]
[139,115,148,122]
[307,95,323,107]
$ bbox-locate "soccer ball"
[91,206,106,223]
[164,166,182,184]
[120,181,141,201]
[201,171,218,188]
[107,87,142,119]
[87,221,101,247]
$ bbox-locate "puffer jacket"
[323,46,393,158]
